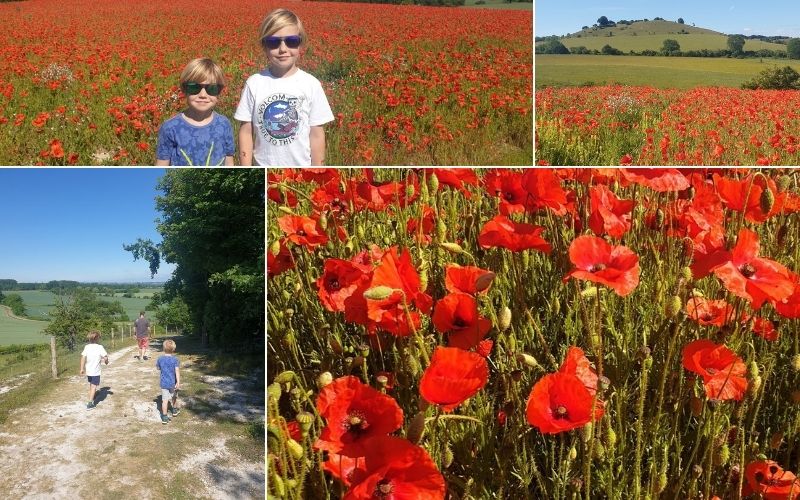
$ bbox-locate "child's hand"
[104,358,109,365]
[80,369,85,375]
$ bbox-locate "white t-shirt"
[81,343,108,377]
[234,68,334,166]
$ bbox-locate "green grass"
[0,307,48,345]
[462,0,532,10]
[535,54,800,88]
[4,289,160,323]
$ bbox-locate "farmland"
[267,168,800,499]
[0,306,48,345]
[0,0,532,165]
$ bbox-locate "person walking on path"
[156,339,181,424]
[79,330,109,409]
[134,311,151,361]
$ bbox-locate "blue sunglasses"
[261,35,302,50]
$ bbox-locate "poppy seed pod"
[440,242,464,254]
[316,371,333,389]
[443,445,454,468]
[714,443,730,465]
[296,411,314,437]
[568,445,577,461]
[759,186,775,214]
[407,411,426,444]
[665,295,682,318]
[278,205,293,215]
[428,172,439,193]
[498,306,512,331]
[269,239,281,256]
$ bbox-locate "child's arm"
[155,159,170,166]
[174,367,181,389]
[310,126,326,166]
[224,155,234,166]
[238,122,253,166]
[79,355,86,375]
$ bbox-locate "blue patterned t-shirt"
[156,112,235,166]
[156,354,180,389]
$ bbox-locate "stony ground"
[0,339,264,499]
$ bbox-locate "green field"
[0,307,48,345]
[463,0,532,10]
[535,55,800,88]
[7,289,159,321]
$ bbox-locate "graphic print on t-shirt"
[257,93,304,147]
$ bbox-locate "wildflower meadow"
[267,168,800,499]
[0,0,531,165]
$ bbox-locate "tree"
[2,293,26,317]
[742,66,800,90]
[601,44,622,55]
[597,16,610,27]
[44,289,126,351]
[661,39,681,56]
[728,34,746,56]
[155,297,192,334]
[788,38,800,59]
[536,38,570,54]
[677,18,684,24]
[125,170,265,350]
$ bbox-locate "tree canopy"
[788,38,800,59]
[44,289,126,350]
[728,34,746,55]
[661,39,681,56]
[535,38,569,55]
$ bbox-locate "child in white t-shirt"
[235,8,334,166]
[79,330,109,410]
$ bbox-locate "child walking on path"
[79,331,108,410]
[235,8,334,166]
[156,339,181,424]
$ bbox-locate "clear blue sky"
[536,1,800,37]
[0,169,176,283]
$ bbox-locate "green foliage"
[155,297,192,333]
[728,34,746,55]
[535,38,570,55]
[677,17,684,24]
[2,293,27,317]
[44,289,126,351]
[741,65,800,89]
[601,44,623,55]
[661,38,681,56]
[788,38,800,59]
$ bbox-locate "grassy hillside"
[0,307,48,345]
[5,289,160,322]
[535,55,800,89]
[539,19,787,53]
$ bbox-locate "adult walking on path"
[134,311,151,361]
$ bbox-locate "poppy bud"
[436,219,447,241]
[404,353,420,378]
[553,296,561,315]
[760,186,775,214]
[278,206,293,215]
[681,266,693,281]
[690,396,703,417]
[653,472,668,494]
[568,445,577,461]
[363,286,396,300]
[750,375,762,395]
[317,371,333,389]
[792,354,800,372]
[498,306,512,331]
[749,361,759,378]
[521,250,530,269]
[318,212,328,231]
[769,431,784,450]
[440,242,464,254]
[581,286,598,299]
[714,443,730,465]
[582,422,593,442]
[419,267,428,292]
[285,308,294,318]
[593,442,605,460]
[516,353,541,369]
[655,208,665,228]
[356,224,365,240]
[286,438,304,460]
[282,290,292,302]
[405,183,415,199]
[296,412,314,437]
[443,445,454,469]
[428,173,439,193]
[274,371,296,385]
[665,295,682,318]
[344,239,355,254]
[507,333,517,352]
[271,473,286,497]
[270,239,281,256]
[420,182,429,203]
[777,174,793,191]
[407,411,426,444]
[604,427,617,451]
[382,236,392,246]
[267,383,282,402]
[282,330,296,349]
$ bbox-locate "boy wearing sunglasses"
[235,9,334,166]
[156,58,235,166]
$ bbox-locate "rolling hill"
[538,19,789,53]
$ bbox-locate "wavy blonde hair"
[260,9,307,48]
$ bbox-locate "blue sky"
[0,169,176,283]
[536,1,800,37]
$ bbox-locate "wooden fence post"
[50,336,58,380]
[111,328,115,348]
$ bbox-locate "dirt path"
[0,339,265,499]
[0,304,44,322]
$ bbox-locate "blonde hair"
[179,58,226,87]
[261,9,307,48]
[87,330,101,343]
[163,339,176,354]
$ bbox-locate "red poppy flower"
[744,315,779,341]
[406,204,436,245]
[520,168,568,215]
[432,292,492,350]
[277,215,328,249]
[478,215,552,253]
[563,235,640,296]
[444,264,495,295]
[620,168,689,192]
[267,239,294,278]
[311,178,356,215]
[714,173,787,223]
[323,451,359,488]
[711,228,794,309]
[526,371,604,434]
[429,168,478,197]
[558,347,600,395]
[315,376,404,457]
[476,339,493,358]
[344,436,445,500]
[419,347,489,412]
[317,259,372,312]
[774,272,800,318]
[299,167,340,185]
[744,460,800,500]
[681,339,748,401]
[685,296,735,327]
[482,169,527,214]
[588,184,635,239]
[268,169,298,207]
[366,247,433,336]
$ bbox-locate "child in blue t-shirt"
[156,58,235,166]
[156,339,181,424]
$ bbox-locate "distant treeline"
[0,279,161,292]
[306,0,467,5]
[536,37,790,59]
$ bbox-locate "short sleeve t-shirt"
[134,317,150,338]
[156,111,235,166]
[81,343,108,377]
[234,68,334,166]
[157,355,180,389]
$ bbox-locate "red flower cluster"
[564,235,640,296]
[682,339,748,401]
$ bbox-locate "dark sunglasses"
[261,35,302,50]
[181,82,224,96]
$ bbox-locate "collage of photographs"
[2,0,800,499]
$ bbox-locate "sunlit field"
[0,0,531,165]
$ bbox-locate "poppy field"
[267,168,800,499]
[0,0,531,166]
[536,85,800,167]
